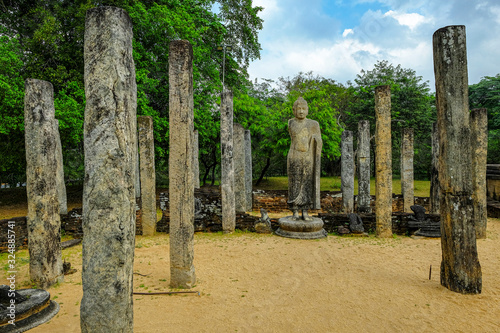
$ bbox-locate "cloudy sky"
[247,0,500,90]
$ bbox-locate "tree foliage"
[0,0,263,184]
[469,74,500,163]
[345,60,435,179]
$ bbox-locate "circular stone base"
[275,216,327,239]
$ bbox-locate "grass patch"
[254,176,430,197]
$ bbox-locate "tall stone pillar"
[470,108,488,239]
[357,120,371,213]
[430,122,440,214]
[169,40,196,288]
[193,130,200,189]
[138,116,156,236]
[375,85,393,238]
[341,130,354,213]
[433,25,481,294]
[400,128,414,213]
[24,79,64,289]
[244,129,253,211]
[53,119,67,214]
[234,123,246,212]
[135,135,141,198]
[221,91,236,232]
[81,7,136,332]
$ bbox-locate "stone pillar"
[433,25,481,294]
[221,91,236,232]
[244,129,253,211]
[193,130,200,189]
[138,116,156,236]
[53,119,67,215]
[169,40,196,288]
[430,122,440,214]
[357,120,371,213]
[375,85,392,238]
[135,135,141,198]
[471,108,488,239]
[233,123,245,212]
[81,7,136,332]
[400,128,414,213]
[341,130,354,213]
[24,79,64,289]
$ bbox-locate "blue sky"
[247,0,500,90]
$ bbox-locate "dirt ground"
[1,214,499,332]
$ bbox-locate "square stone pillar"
[138,115,157,236]
[221,91,236,232]
[168,40,196,288]
[470,108,488,239]
[400,128,414,213]
[244,129,253,211]
[357,120,371,213]
[341,130,354,213]
[430,122,440,214]
[375,85,393,238]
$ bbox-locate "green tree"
[0,0,263,185]
[0,26,26,184]
[346,60,435,179]
[469,74,500,163]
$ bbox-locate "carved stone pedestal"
[275,216,327,239]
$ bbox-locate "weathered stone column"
[375,85,392,238]
[24,79,64,289]
[221,91,236,232]
[138,115,156,236]
[169,40,196,288]
[81,7,137,332]
[471,108,488,239]
[341,130,354,213]
[53,119,67,215]
[234,123,247,212]
[193,130,200,189]
[430,122,440,214]
[357,120,371,213]
[135,135,141,198]
[433,25,481,294]
[244,129,253,211]
[400,128,414,213]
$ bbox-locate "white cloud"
[383,10,430,30]
[342,29,354,37]
[247,0,500,89]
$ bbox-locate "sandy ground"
[2,218,500,333]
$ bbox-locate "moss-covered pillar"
[433,25,481,294]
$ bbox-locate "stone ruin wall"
[0,188,469,253]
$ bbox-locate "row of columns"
[22,12,487,333]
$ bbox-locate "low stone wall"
[252,189,430,214]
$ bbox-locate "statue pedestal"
[275,216,327,239]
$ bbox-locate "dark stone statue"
[287,97,322,220]
[348,213,365,234]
